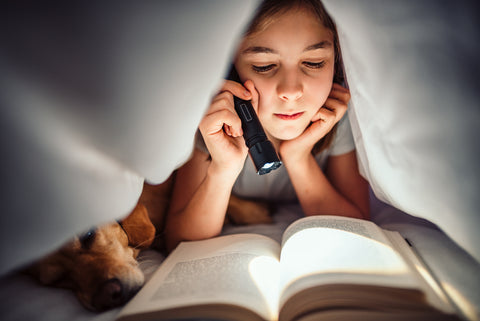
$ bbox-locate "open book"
[116,215,462,321]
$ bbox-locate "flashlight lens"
[263,162,274,169]
[258,161,282,175]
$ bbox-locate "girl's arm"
[164,148,237,252]
[283,150,369,219]
[326,151,370,218]
[280,84,369,219]
[164,81,251,252]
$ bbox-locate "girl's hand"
[279,83,350,163]
[199,80,252,178]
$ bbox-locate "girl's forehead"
[240,8,333,53]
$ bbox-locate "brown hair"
[243,0,346,155]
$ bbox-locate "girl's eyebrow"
[242,41,333,55]
[242,46,277,54]
[303,40,333,52]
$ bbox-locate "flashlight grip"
[227,66,281,175]
[232,96,267,148]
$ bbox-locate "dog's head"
[28,204,156,311]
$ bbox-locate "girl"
[165,0,369,251]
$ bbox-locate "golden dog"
[27,174,271,311]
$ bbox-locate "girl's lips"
[274,112,304,120]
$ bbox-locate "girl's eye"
[303,61,325,69]
[252,64,276,73]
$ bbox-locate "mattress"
[1,194,478,321]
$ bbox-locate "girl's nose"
[277,70,303,102]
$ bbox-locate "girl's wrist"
[281,151,315,174]
[207,161,240,189]
[279,148,310,167]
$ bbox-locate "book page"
[117,233,281,321]
[278,216,418,304]
[384,230,456,314]
[281,215,389,247]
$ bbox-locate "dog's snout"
[92,278,140,311]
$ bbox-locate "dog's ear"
[120,203,156,249]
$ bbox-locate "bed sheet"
[1,198,478,321]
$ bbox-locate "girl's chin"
[269,128,305,141]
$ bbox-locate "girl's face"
[235,8,335,145]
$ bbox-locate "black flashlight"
[228,67,282,175]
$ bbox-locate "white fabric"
[1,200,479,320]
[322,0,480,263]
[0,1,258,275]
[1,0,479,283]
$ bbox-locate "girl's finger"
[218,80,252,101]
[323,96,348,112]
[332,82,349,91]
[328,87,351,104]
[224,124,231,136]
[210,91,235,113]
[311,105,336,123]
[210,79,254,118]
[242,80,260,114]
[201,109,243,137]
[321,97,348,122]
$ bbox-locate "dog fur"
[27,173,271,311]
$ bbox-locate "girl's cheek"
[254,81,276,103]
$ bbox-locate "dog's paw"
[227,196,272,225]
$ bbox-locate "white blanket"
[1,199,479,320]
[323,0,480,271]
[0,0,479,307]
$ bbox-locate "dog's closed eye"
[79,228,97,250]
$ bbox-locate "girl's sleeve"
[329,110,356,156]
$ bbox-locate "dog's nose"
[92,278,140,311]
